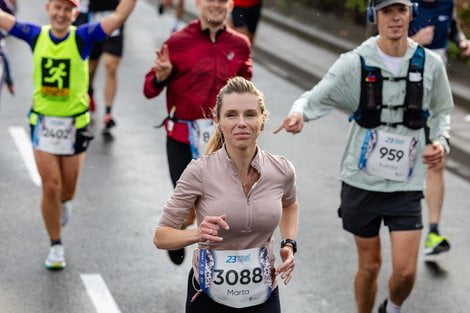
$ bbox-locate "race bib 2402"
[33,116,76,155]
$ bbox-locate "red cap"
[68,0,80,7]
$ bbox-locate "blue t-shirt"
[409,0,454,49]
[9,21,107,60]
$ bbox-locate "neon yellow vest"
[31,25,90,128]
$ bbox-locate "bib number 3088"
[213,267,264,286]
[199,248,272,309]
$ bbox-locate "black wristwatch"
[280,239,297,254]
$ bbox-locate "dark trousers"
[166,136,193,187]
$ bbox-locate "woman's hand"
[197,215,230,243]
[275,247,295,285]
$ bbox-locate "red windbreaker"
[233,0,262,7]
[143,20,252,144]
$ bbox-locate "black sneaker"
[168,248,185,265]
[378,299,387,313]
[103,114,116,129]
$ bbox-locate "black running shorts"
[338,182,424,238]
[90,27,124,59]
[231,4,262,34]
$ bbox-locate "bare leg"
[388,230,421,306]
[60,153,86,202]
[425,156,445,225]
[175,0,184,20]
[102,53,121,111]
[34,151,63,241]
[233,26,254,44]
[354,236,382,313]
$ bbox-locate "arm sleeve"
[8,20,41,50]
[289,53,358,121]
[158,160,203,229]
[428,60,453,153]
[143,68,166,99]
[237,46,253,80]
[281,158,297,208]
[75,22,107,59]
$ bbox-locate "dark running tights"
[166,136,193,187]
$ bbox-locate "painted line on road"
[81,274,122,313]
[8,126,41,187]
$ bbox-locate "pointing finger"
[273,124,285,134]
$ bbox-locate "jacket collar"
[219,145,263,175]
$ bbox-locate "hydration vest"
[350,46,429,130]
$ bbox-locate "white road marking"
[8,126,41,187]
[81,274,122,313]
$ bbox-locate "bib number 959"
[379,147,404,162]
[213,268,263,286]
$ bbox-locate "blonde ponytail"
[205,126,224,155]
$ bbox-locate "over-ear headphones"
[367,0,419,24]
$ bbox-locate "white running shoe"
[61,201,72,226]
[45,244,66,270]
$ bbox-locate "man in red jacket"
[143,0,252,265]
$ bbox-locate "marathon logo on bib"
[41,58,71,98]
[359,130,418,182]
[199,247,272,308]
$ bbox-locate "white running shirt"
[376,46,403,76]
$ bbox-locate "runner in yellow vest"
[0,0,136,270]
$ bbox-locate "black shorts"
[338,183,424,238]
[186,268,280,313]
[30,124,94,155]
[231,4,262,34]
[90,27,124,59]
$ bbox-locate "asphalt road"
[1,1,469,313]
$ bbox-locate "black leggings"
[185,269,281,313]
[166,136,193,187]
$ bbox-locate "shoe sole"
[424,241,451,256]
[45,261,66,270]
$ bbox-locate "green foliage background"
[273,0,470,29]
